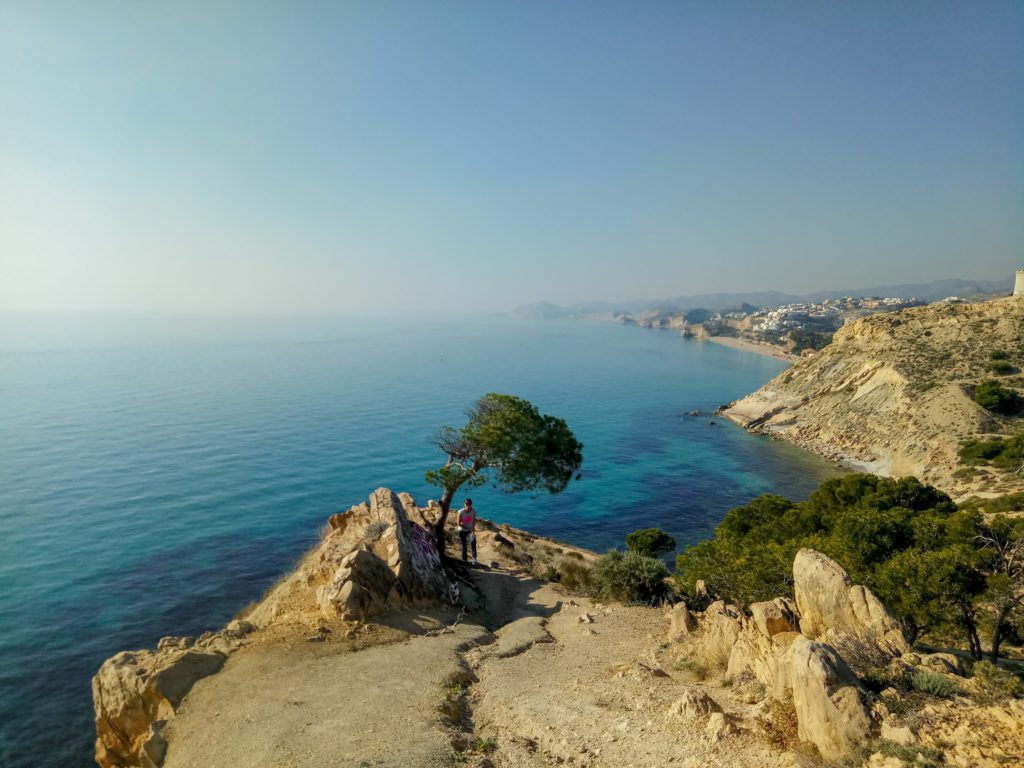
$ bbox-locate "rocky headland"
[92,488,1024,768]
[722,296,1024,500]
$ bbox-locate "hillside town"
[616,295,928,353]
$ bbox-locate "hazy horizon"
[2,2,1022,315]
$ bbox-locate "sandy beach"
[704,335,800,363]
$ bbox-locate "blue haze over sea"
[0,314,842,767]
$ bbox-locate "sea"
[0,312,842,768]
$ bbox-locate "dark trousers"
[459,530,477,561]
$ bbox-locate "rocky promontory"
[722,296,1024,499]
[92,488,1024,768]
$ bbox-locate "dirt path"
[466,595,791,768]
[161,616,489,768]
[159,537,793,768]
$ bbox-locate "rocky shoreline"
[720,296,1024,501]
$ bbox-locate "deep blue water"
[0,313,841,767]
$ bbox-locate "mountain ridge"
[512,276,1012,318]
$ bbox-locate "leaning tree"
[425,393,583,553]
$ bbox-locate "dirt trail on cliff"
[467,594,788,768]
[161,555,789,768]
[161,616,490,768]
[159,554,562,768]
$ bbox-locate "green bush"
[991,350,1011,361]
[910,670,958,698]
[987,359,1015,375]
[625,527,677,558]
[557,558,593,594]
[960,434,1024,470]
[590,550,670,604]
[971,660,1024,701]
[973,380,1020,414]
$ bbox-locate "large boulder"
[668,602,697,640]
[793,548,908,655]
[777,635,873,761]
[316,488,457,620]
[699,601,744,668]
[93,646,228,768]
[749,598,799,638]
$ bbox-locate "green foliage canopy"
[675,475,981,647]
[590,550,670,604]
[960,434,1024,471]
[425,393,583,548]
[973,380,1020,414]
[625,528,677,558]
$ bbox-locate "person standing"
[458,498,478,564]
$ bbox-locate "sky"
[1,1,1022,314]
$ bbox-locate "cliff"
[92,488,1024,768]
[722,296,1024,499]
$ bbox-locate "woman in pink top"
[458,498,478,564]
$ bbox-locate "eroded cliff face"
[723,297,1024,499]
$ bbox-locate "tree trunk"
[989,605,1012,664]
[432,487,455,555]
[959,603,983,660]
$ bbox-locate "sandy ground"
[159,533,799,768]
[704,336,799,363]
[469,595,793,768]
[162,615,490,768]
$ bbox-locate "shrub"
[971,660,1024,701]
[557,558,593,594]
[960,434,1024,470]
[877,741,944,767]
[987,359,1015,375]
[625,527,677,558]
[757,696,799,750]
[590,550,670,604]
[991,350,1011,361]
[362,521,389,543]
[910,670,958,698]
[973,380,1020,414]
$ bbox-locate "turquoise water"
[0,314,841,767]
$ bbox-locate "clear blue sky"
[2,2,1022,313]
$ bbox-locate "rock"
[880,721,915,745]
[578,613,594,624]
[778,635,873,761]
[94,487,464,768]
[93,648,226,768]
[698,602,743,668]
[668,603,697,639]
[665,690,723,722]
[694,580,708,599]
[749,598,800,638]
[920,652,963,676]
[326,511,350,532]
[321,548,396,620]
[705,711,735,742]
[793,549,908,655]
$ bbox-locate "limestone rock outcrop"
[722,296,1024,499]
[93,625,253,768]
[680,549,889,761]
[778,635,873,760]
[793,548,909,656]
[94,488,457,768]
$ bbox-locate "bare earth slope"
[722,296,1024,499]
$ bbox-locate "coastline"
[704,335,800,363]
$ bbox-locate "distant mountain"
[511,276,1013,317]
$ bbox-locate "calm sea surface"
[0,313,842,767]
